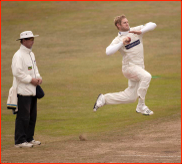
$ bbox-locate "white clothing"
[103,22,156,105]
[12,44,41,96]
[104,63,151,105]
[140,22,157,34]
[7,85,18,111]
[106,41,123,56]
[106,22,156,66]
[106,22,156,57]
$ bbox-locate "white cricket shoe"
[136,104,154,116]
[93,94,105,112]
[15,142,33,148]
[29,140,41,145]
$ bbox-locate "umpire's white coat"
[11,44,41,96]
[104,22,157,105]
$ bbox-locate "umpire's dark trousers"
[15,95,37,144]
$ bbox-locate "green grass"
[1,1,181,149]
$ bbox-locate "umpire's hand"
[31,78,39,86]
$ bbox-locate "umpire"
[12,31,42,148]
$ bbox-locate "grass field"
[1,1,181,163]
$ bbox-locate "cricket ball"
[128,37,131,42]
[79,134,87,141]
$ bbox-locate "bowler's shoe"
[136,104,154,116]
[93,94,105,112]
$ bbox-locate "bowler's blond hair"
[114,15,126,30]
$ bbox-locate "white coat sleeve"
[35,66,41,79]
[12,54,32,83]
[140,22,157,34]
[106,40,123,56]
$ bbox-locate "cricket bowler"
[93,15,157,115]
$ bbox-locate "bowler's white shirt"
[106,22,157,67]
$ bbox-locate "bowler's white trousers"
[104,63,151,105]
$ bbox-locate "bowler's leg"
[93,80,139,112]
[104,80,139,105]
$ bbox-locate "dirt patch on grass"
[1,114,181,163]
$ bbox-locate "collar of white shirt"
[118,31,129,36]
[20,44,32,53]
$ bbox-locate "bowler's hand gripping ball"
[123,37,131,45]
[127,37,131,42]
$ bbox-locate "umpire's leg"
[26,96,37,142]
[15,95,31,144]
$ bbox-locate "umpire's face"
[119,18,130,32]
[22,37,34,49]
